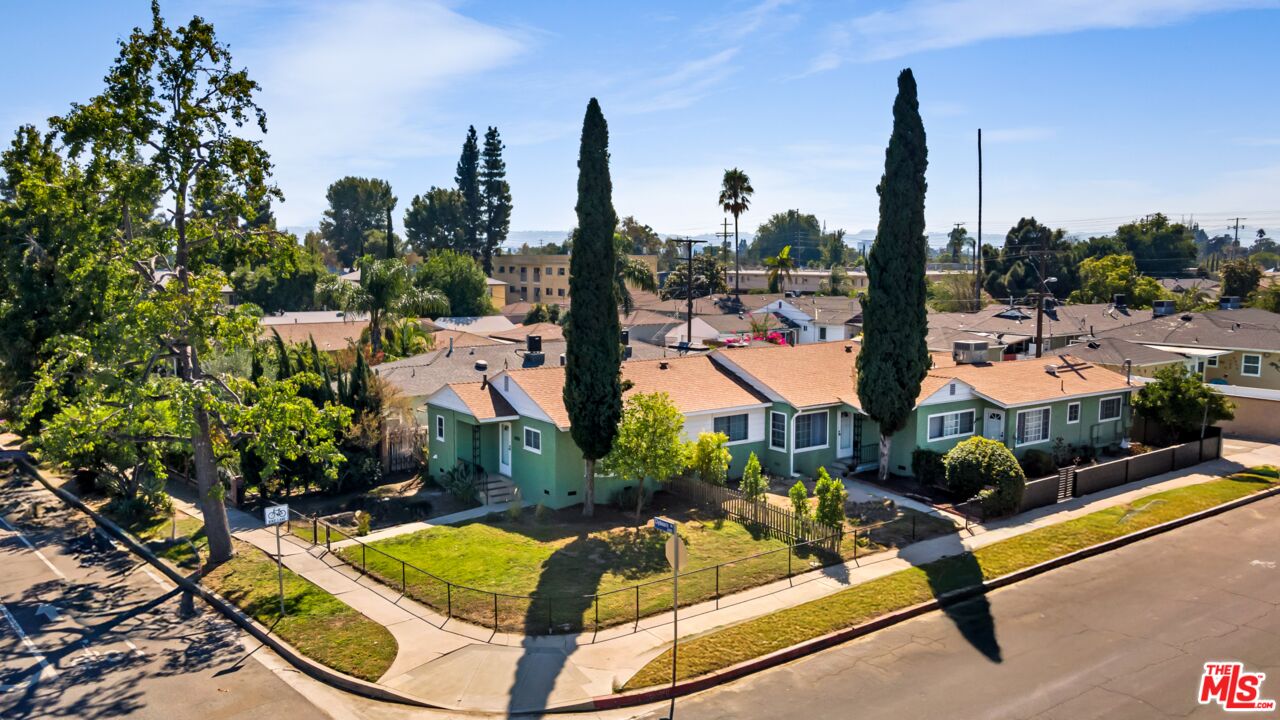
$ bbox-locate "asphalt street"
[0,465,329,720]
[642,493,1280,720]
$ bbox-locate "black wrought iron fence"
[282,505,929,636]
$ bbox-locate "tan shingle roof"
[712,340,865,410]
[451,382,517,420]
[430,328,509,349]
[261,321,366,352]
[489,322,565,343]
[508,354,767,429]
[936,354,1133,406]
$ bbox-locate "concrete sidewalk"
[168,441,1279,713]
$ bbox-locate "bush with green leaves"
[813,467,847,527]
[910,448,946,486]
[943,437,1026,515]
[689,432,731,486]
[1020,449,1057,478]
[354,510,372,536]
[788,480,811,521]
[1132,364,1235,441]
[944,436,1021,501]
[739,452,766,503]
[438,462,481,505]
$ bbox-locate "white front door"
[982,409,1005,442]
[499,423,512,476]
[837,411,854,458]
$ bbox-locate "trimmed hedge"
[944,437,1026,515]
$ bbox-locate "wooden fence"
[669,475,842,551]
[381,423,428,475]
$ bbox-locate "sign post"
[653,516,686,720]
[264,504,289,617]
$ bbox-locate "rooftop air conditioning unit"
[1219,296,1242,310]
[952,340,989,365]
[1152,299,1176,317]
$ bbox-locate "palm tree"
[719,168,754,293]
[378,318,433,360]
[317,257,447,358]
[764,245,796,293]
[616,255,658,315]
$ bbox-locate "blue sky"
[3,0,1280,242]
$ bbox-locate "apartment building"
[493,253,659,302]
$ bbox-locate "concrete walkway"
[328,501,511,549]
[168,441,1280,713]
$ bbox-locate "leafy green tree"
[739,452,766,502]
[1133,364,1234,440]
[416,250,493,317]
[480,126,511,275]
[403,187,466,254]
[689,432,731,485]
[564,98,622,518]
[317,257,446,358]
[750,210,821,265]
[788,480,811,521]
[764,245,797,293]
[813,467,847,527]
[618,215,663,254]
[1220,258,1263,299]
[35,2,361,563]
[820,265,852,296]
[320,176,395,267]
[719,168,753,291]
[600,392,687,522]
[229,238,326,312]
[819,228,848,268]
[856,68,930,483]
[455,126,482,258]
[1068,254,1167,307]
[1110,214,1198,277]
[982,218,1075,300]
[522,303,562,324]
[660,252,727,299]
[929,272,980,312]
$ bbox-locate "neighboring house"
[726,268,958,295]
[749,296,863,344]
[929,301,1154,357]
[1156,277,1219,296]
[261,320,368,353]
[1062,337,1194,379]
[926,327,1008,362]
[1097,307,1280,391]
[427,315,517,335]
[425,340,1135,509]
[485,277,507,308]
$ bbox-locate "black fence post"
[493,593,498,632]
[715,565,720,609]
[361,543,366,573]
[787,543,793,581]
[447,584,452,619]
[594,596,599,633]
[401,562,406,593]
[312,518,317,546]
[325,524,330,552]
[635,585,640,628]
[853,528,858,560]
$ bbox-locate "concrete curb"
[13,457,444,712]
[588,480,1280,713]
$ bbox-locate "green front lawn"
[205,539,398,682]
[623,467,1279,689]
[105,506,209,570]
[339,508,797,633]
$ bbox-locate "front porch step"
[479,475,516,505]
[828,459,855,477]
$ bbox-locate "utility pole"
[1031,229,1051,358]
[716,218,733,291]
[1229,217,1246,260]
[672,237,705,350]
[975,128,983,313]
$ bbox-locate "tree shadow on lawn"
[901,530,1002,663]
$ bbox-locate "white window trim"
[793,410,830,453]
[769,411,787,451]
[1242,353,1263,377]
[435,415,445,442]
[522,426,542,455]
[926,409,975,441]
[1097,395,1123,422]
[1015,406,1052,448]
[1066,402,1081,425]
[1207,356,1218,367]
[713,413,751,445]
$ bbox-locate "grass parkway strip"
[622,467,1280,690]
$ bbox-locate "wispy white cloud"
[245,0,525,225]
[616,48,741,114]
[810,0,1274,69]
[700,0,800,40]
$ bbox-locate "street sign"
[652,516,676,534]
[263,504,288,526]
[664,534,688,570]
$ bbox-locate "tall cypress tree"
[564,98,622,517]
[455,126,482,259]
[856,69,930,482]
[480,126,512,275]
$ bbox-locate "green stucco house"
[424,340,1135,509]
